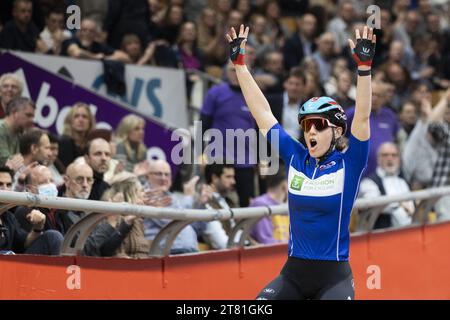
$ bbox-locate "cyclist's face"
[303,116,342,159]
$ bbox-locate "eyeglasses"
[148,172,171,178]
[300,117,336,132]
[380,153,399,157]
[71,176,94,185]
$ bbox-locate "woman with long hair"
[115,114,147,173]
[83,171,151,258]
[59,102,96,167]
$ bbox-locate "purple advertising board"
[0,52,180,173]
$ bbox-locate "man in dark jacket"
[54,162,93,234]
[267,67,306,140]
[85,138,111,201]
[0,0,44,52]
[283,13,317,71]
[0,166,62,255]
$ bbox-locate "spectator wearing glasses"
[358,142,414,229]
[53,162,94,235]
[0,166,63,255]
[143,159,207,255]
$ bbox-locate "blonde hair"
[102,172,142,204]
[116,114,147,161]
[0,73,23,93]
[63,102,96,137]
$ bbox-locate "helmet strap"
[318,127,336,163]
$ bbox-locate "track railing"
[1,186,449,257]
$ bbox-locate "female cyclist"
[226,25,376,300]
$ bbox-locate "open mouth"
[309,138,317,148]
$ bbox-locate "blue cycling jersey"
[267,123,369,261]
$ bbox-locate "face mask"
[38,183,58,197]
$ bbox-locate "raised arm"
[225,25,278,136]
[347,26,377,141]
[428,88,450,123]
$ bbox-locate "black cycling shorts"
[256,257,355,300]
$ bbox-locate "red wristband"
[234,53,245,66]
[352,53,372,67]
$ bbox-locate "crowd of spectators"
[0,0,450,256]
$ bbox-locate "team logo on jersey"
[290,175,305,191]
[288,167,344,196]
[319,161,337,171]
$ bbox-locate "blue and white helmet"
[298,96,347,134]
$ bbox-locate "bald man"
[146,159,172,193]
[52,162,94,234]
[14,165,57,232]
[1,166,63,255]
[64,162,94,200]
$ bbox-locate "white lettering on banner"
[31,78,100,134]
[12,68,31,98]
[288,166,344,197]
[13,67,166,160]
[35,82,59,128]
